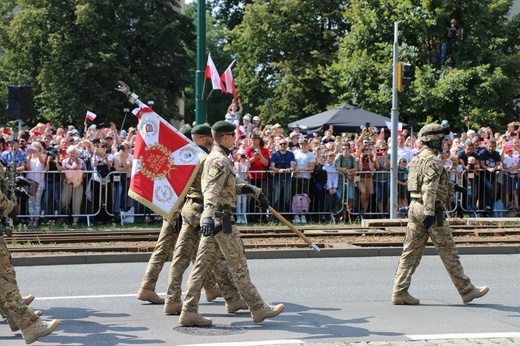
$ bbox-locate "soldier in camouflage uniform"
[163,125,247,315]
[392,124,489,305]
[0,162,60,344]
[137,127,220,305]
[179,121,284,326]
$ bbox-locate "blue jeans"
[375,180,389,203]
[113,176,128,213]
[325,189,341,212]
[272,173,292,213]
[42,181,61,215]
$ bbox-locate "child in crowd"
[234,149,250,223]
[323,152,341,219]
[447,155,463,212]
[397,158,409,215]
[465,156,479,211]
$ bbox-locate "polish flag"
[205,53,225,91]
[220,60,237,99]
[86,111,97,121]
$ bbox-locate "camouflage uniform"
[139,217,180,292]
[393,124,488,304]
[0,163,39,330]
[165,154,238,306]
[182,144,267,313]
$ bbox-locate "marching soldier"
[137,126,220,304]
[164,124,247,315]
[392,123,489,305]
[0,162,60,344]
[179,120,284,326]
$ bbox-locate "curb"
[11,245,520,267]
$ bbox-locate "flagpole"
[195,0,207,125]
[206,89,214,102]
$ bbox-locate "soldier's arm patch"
[208,161,225,179]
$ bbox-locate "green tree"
[229,0,349,125]
[0,0,195,129]
[325,0,520,133]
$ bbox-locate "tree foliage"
[229,0,349,125]
[0,0,195,128]
[325,0,520,133]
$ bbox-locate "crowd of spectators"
[0,121,136,226]
[4,101,519,226]
[182,99,520,222]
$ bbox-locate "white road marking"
[178,341,304,346]
[407,332,520,340]
[35,293,161,300]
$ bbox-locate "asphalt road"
[1,254,519,345]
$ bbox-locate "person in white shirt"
[396,134,415,165]
[323,152,341,218]
[292,139,315,223]
[501,145,520,211]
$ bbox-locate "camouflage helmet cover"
[419,124,449,143]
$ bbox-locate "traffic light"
[396,61,412,92]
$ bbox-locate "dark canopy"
[288,104,401,134]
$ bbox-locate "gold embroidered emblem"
[139,143,176,180]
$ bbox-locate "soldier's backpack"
[292,193,311,213]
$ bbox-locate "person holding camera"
[91,141,114,224]
[356,145,375,214]
[43,148,62,219]
[440,18,461,66]
[374,143,391,215]
[245,133,270,220]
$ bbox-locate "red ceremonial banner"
[128,106,205,219]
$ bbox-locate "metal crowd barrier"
[14,167,517,226]
[15,169,158,226]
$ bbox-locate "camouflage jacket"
[201,145,260,221]
[407,147,453,215]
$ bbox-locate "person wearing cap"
[179,126,192,141]
[180,120,283,326]
[252,115,261,129]
[270,138,296,213]
[2,137,27,172]
[241,114,253,136]
[159,124,236,311]
[289,124,303,141]
[288,132,300,150]
[245,133,270,220]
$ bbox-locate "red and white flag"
[220,60,237,99]
[86,111,97,121]
[205,53,224,91]
[128,107,205,219]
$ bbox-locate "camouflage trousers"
[165,200,219,304]
[183,225,265,313]
[0,236,38,330]
[393,201,474,296]
[140,218,180,291]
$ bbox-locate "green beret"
[212,120,235,133]
[191,124,212,135]
[180,127,192,140]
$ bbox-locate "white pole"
[390,22,399,219]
